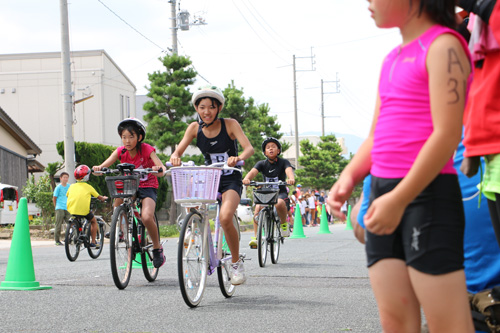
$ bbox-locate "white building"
[0,50,136,169]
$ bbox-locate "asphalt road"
[0,224,381,333]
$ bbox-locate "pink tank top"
[371,25,471,178]
[117,143,158,188]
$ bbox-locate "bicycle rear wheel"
[141,215,159,282]
[178,211,207,308]
[270,218,281,264]
[88,219,105,259]
[110,205,133,289]
[64,220,80,262]
[218,226,236,298]
[257,210,269,267]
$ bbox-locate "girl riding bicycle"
[169,85,254,285]
[93,117,166,268]
[242,137,295,246]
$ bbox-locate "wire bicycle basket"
[105,175,139,198]
[170,167,222,204]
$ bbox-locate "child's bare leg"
[220,190,240,263]
[141,197,160,249]
[369,259,421,332]
[90,218,98,243]
[409,268,474,333]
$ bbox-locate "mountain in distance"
[300,131,365,156]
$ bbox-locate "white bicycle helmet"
[118,117,146,142]
[191,85,225,128]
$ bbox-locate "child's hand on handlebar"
[287,179,295,185]
[242,178,250,185]
[227,156,240,167]
[169,155,181,167]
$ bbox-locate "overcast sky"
[1,0,401,140]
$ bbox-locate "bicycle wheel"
[257,210,269,267]
[141,215,159,282]
[88,219,105,259]
[270,217,281,264]
[178,211,207,308]
[110,205,133,289]
[218,227,236,298]
[64,220,80,262]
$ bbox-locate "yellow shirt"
[66,182,99,216]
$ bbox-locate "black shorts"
[365,174,465,275]
[219,175,242,197]
[137,187,157,202]
[73,212,94,221]
[278,192,290,211]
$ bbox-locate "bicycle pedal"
[160,239,168,246]
[250,245,257,249]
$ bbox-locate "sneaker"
[104,232,110,239]
[230,259,247,285]
[249,237,257,247]
[281,223,290,237]
[89,243,100,248]
[153,246,166,268]
[55,241,63,246]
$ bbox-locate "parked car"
[0,183,19,225]
[237,197,253,223]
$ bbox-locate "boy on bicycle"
[66,165,108,247]
[243,137,295,247]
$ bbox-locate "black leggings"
[487,193,500,248]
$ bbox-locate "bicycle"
[96,163,163,290]
[64,197,106,261]
[247,181,289,267]
[166,161,243,307]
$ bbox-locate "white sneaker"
[230,259,247,285]
[281,223,290,237]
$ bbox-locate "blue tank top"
[196,118,240,177]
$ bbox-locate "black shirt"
[253,157,292,193]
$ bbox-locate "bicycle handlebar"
[247,181,289,187]
[93,167,163,175]
[165,160,244,171]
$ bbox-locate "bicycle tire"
[270,217,281,264]
[178,211,207,308]
[141,214,159,282]
[110,205,133,290]
[64,220,80,262]
[217,226,236,298]
[257,210,269,267]
[88,219,105,259]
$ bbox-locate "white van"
[0,184,19,225]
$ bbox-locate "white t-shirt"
[307,196,316,209]
[300,200,308,215]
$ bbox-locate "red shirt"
[117,143,158,189]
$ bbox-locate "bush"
[159,225,178,238]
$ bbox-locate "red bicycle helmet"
[74,165,91,181]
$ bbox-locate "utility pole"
[320,73,340,136]
[292,48,316,169]
[169,0,178,54]
[59,0,75,182]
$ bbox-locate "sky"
[1,0,401,144]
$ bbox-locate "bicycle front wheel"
[257,210,269,267]
[270,218,281,264]
[110,205,133,289]
[64,220,80,262]
[141,215,159,282]
[88,219,105,259]
[218,226,236,298]
[178,211,207,308]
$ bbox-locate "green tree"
[143,54,197,154]
[221,81,289,176]
[296,135,349,191]
[22,174,54,228]
[45,161,63,190]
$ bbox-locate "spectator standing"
[52,172,71,246]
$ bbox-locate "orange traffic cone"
[0,197,51,290]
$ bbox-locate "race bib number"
[264,176,279,189]
[209,153,233,175]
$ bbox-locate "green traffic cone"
[345,204,353,230]
[317,204,332,234]
[0,197,51,290]
[290,203,306,239]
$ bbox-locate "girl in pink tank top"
[327,0,473,332]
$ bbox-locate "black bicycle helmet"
[117,117,146,142]
[192,85,225,128]
[261,137,282,155]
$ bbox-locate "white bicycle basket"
[170,167,222,204]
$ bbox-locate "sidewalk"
[0,239,54,250]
